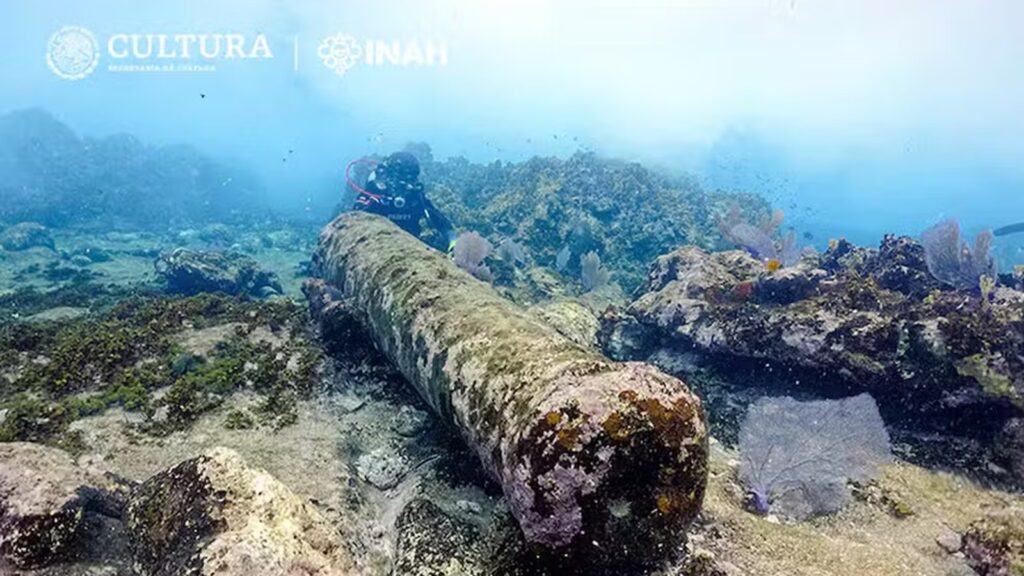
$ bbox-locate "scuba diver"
[350,151,456,251]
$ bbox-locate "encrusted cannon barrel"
[312,212,708,564]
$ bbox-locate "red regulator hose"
[346,157,380,200]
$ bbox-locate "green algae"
[223,408,256,429]
[421,152,755,293]
[0,292,322,444]
[955,353,1020,406]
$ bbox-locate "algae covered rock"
[999,418,1024,481]
[0,442,86,568]
[753,263,827,304]
[394,499,487,576]
[0,442,130,569]
[419,151,743,292]
[605,237,1024,478]
[313,212,708,569]
[155,248,282,297]
[1,222,55,251]
[126,446,356,576]
[963,507,1024,576]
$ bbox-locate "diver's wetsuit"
[352,152,454,243]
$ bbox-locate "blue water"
[2,0,1021,255]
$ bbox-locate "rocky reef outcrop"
[155,248,283,297]
[962,507,1024,576]
[0,108,266,228]
[403,146,770,292]
[393,499,490,575]
[0,442,132,570]
[0,223,55,252]
[310,212,708,570]
[0,443,358,575]
[600,235,1024,480]
[127,447,356,576]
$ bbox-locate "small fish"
[994,222,1024,237]
[802,231,813,241]
[200,93,206,99]
[765,259,782,272]
[828,238,839,250]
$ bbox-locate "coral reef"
[411,149,764,292]
[311,212,708,569]
[2,130,1019,576]
[4,406,1016,576]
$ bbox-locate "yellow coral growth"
[545,411,562,427]
[657,494,674,514]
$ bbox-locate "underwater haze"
[2,0,1023,240]
[2,2,1024,576]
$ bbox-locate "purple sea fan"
[737,393,892,520]
[497,238,530,267]
[728,222,778,262]
[580,251,610,292]
[718,205,813,267]
[921,219,997,292]
[453,231,493,282]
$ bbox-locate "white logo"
[317,33,362,77]
[47,26,100,80]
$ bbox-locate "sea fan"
[453,231,493,282]
[737,393,892,520]
[497,238,529,267]
[555,245,571,272]
[727,222,777,263]
[921,219,996,292]
[718,205,810,267]
[580,251,610,292]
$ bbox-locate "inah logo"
[317,33,362,77]
[317,32,448,77]
[47,26,100,80]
